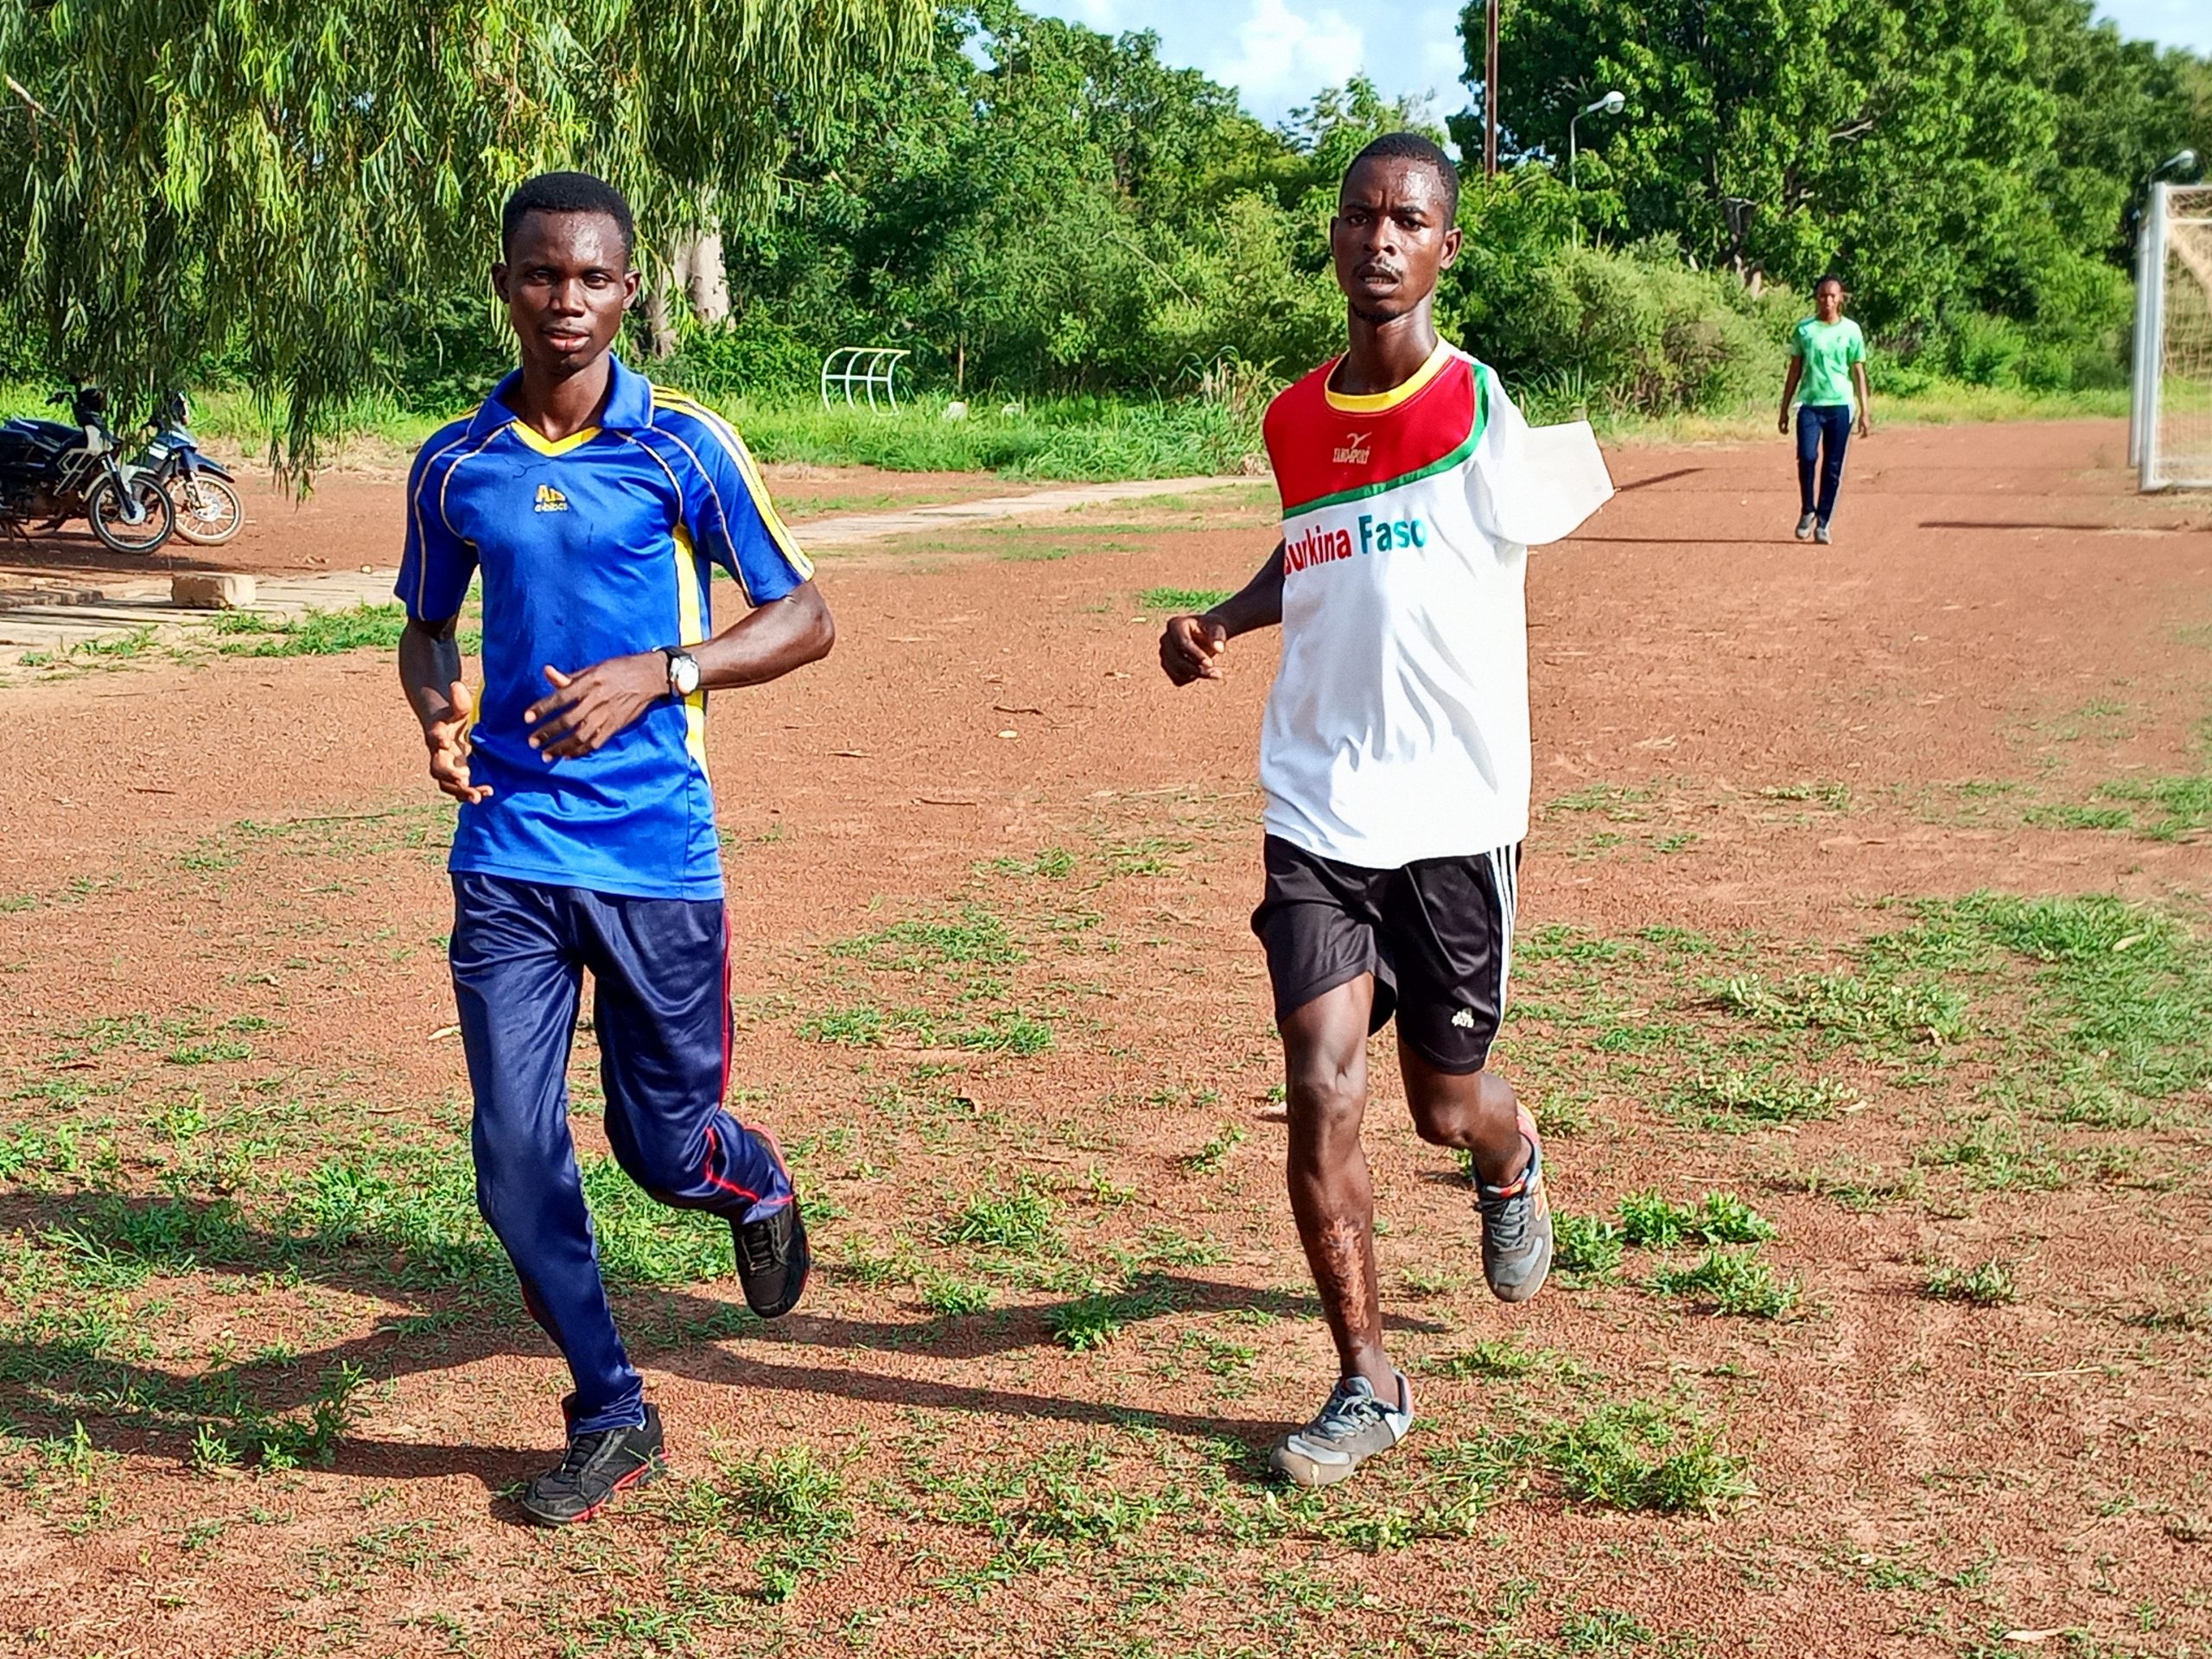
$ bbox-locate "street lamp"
[2149,149,2198,183]
[1568,90,1625,189]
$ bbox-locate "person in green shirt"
[1778,275,1872,544]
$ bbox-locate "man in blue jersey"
[396,172,834,1526]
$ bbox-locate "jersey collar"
[1323,338,1455,414]
[467,354,654,443]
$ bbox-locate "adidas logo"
[533,483,569,513]
[1451,1008,1476,1028]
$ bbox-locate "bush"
[1480,244,1792,416]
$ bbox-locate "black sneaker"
[517,1402,664,1527]
[733,1198,810,1319]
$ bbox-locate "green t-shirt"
[1790,316,1866,406]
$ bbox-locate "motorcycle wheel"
[169,474,245,546]
[86,474,176,554]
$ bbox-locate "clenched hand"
[1159,613,1230,685]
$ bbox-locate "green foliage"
[1465,0,2207,379]
[1535,1403,1751,1513]
[941,1181,1058,1255]
[0,0,935,468]
[1138,588,1234,613]
[1553,1213,1625,1280]
[213,605,483,658]
[1648,1249,1801,1319]
[1924,1259,2019,1306]
[683,1445,855,1603]
[1615,1191,1778,1249]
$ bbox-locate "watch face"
[670,653,701,696]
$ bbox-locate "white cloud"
[1218,0,1368,107]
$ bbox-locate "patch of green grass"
[1648,1248,1799,1319]
[1426,1338,1548,1379]
[1915,1118,2067,1192]
[1546,785,1657,821]
[213,604,483,658]
[950,1012,1053,1055]
[1711,970,1967,1050]
[1616,1191,1778,1249]
[677,1444,855,1604]
[1553,1214,1625,1281]
[942,1182,1058,1255]
[830,907,1024,970]
[1179,1124,1246,1173]
[1047,1283,1173,1351]
[1678,1066,1852,1126]
[1758,782,1851,810]
[915,1268,994,1315]
[1560,1609,1656,1652]
[1135,588,1232,613]
[1535,1403,1751,1514]
[1924,1259,2018,1306]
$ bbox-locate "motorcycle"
[137,391,245,546]
[0,385,175,555]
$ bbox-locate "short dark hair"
[1814,272,1847,294]
[501,171,636,263]
[1344,131,1461,222]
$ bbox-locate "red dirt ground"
[0,418,2207,1658]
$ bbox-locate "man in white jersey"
[1160,133,1612,1487]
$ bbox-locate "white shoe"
[1814,522,1833,545]
[1795,514,1816,540]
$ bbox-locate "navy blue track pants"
[449,873,792,1433]
[1796,402,1852,524]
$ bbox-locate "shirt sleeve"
[395,432,478,623]
[1787,321,1805,359]
[666,404,813,606]
[1467,368,1616,548]
[1847,324,1866,364]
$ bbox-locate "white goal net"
[2134,183,2212,491]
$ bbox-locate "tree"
[1455,0,2209,346]
[0,0,932,469]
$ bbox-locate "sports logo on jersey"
[1452,1008,1476,1028]
[534,484,569,513]
[1332,430,1373,465]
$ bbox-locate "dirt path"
[0,418,2207,1659]
[0,474,1247,663]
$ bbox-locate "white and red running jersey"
[1257,340,1613,868]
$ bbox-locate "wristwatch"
[662,647,701,699]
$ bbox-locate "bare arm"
[1159,541,1284,685]
[523,580,835,760]
[399,614,489,804]
[1777,359,1802,434]
[1852,360,1874,435]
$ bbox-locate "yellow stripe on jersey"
[505,421,601,457]
[650,386,815,582]
[1322,338,1454,414]
[671,524,709,775]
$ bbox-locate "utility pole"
[1484,0,1500,180]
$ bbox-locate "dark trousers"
[448,873,792,1433]
[1796,403,1852,523]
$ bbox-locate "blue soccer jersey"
[397,357,811,901]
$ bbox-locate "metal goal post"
[820,346,910,411]
[2133,183,2212,491]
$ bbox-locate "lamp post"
[1568,89,1624,190]
[2149,149,2198,185]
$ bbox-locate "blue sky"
[1027,1,2212,126]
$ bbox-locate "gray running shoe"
[1477,1105,1554,1303]
[1269,1372,1414,1488]
[1814,521,1833,545]
[1795,513,1817,540]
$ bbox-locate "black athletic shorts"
[1250,835,1520,1075]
